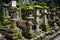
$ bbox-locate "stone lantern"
[50,8,57,22]
[33,5,42,32]
[41,6,48,24]
[25,6,34,30]
[8,7,17,27]
[48,11,51,20]
[8,0,17,27]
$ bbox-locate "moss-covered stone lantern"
[41,5,51,31]
[8,0,17,27]
[23,6,34,30]
[41,6,48,23]
[50,8,57,20]
[33,5,42,32]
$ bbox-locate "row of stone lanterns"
[24,6,34,31]
[2,0,60,32]
[23,5,49,32]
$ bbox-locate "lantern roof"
[33,5,42,9]
[50,7,56,12]
[42,6,49,9]
[22,6,34,10]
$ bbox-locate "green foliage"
[14,31,22,39]
[8,7,18,12]
[42,6,49,9]
[27,30,35,38]
[14,28,22,39]
[9,27,22,39]
[45,23,51,31]
[2,17,11,29]
[9,27,18,33]
[17,0,21,7]
[3,19,11,25]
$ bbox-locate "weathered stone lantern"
[50,8,59,30]
[41,6,48,24]
[48,11,51,20]
[24,6,34,30]
[33,5,42,32]
[41,6,51,31]
[8,0,17,27]
[50,8,57,20]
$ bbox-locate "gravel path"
[54,35,60,40]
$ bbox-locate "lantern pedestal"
[9,8,17,27]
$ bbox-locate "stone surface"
[54,35,60,40]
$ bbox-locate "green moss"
[50,8,56,12]
[14,31,22,39]
[8,26,22,39]
[33,5,42,9]
[23,6,34,10]
[8,7,18,12]
[45,23,51,31]
[41,3,48,9]
[27,30,35,38]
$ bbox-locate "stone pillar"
[42,9,48,23]
[16,11,19,20]
[57,10,60,19]
[10,10,17,27]
[53,12,56,20]
[35,9,41,32]
[44,9,48,23]
[9,0,17,27]
[48,12,51,19]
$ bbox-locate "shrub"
[9,27,23,39]
[27,30,35,38]
[45,23,51,31]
